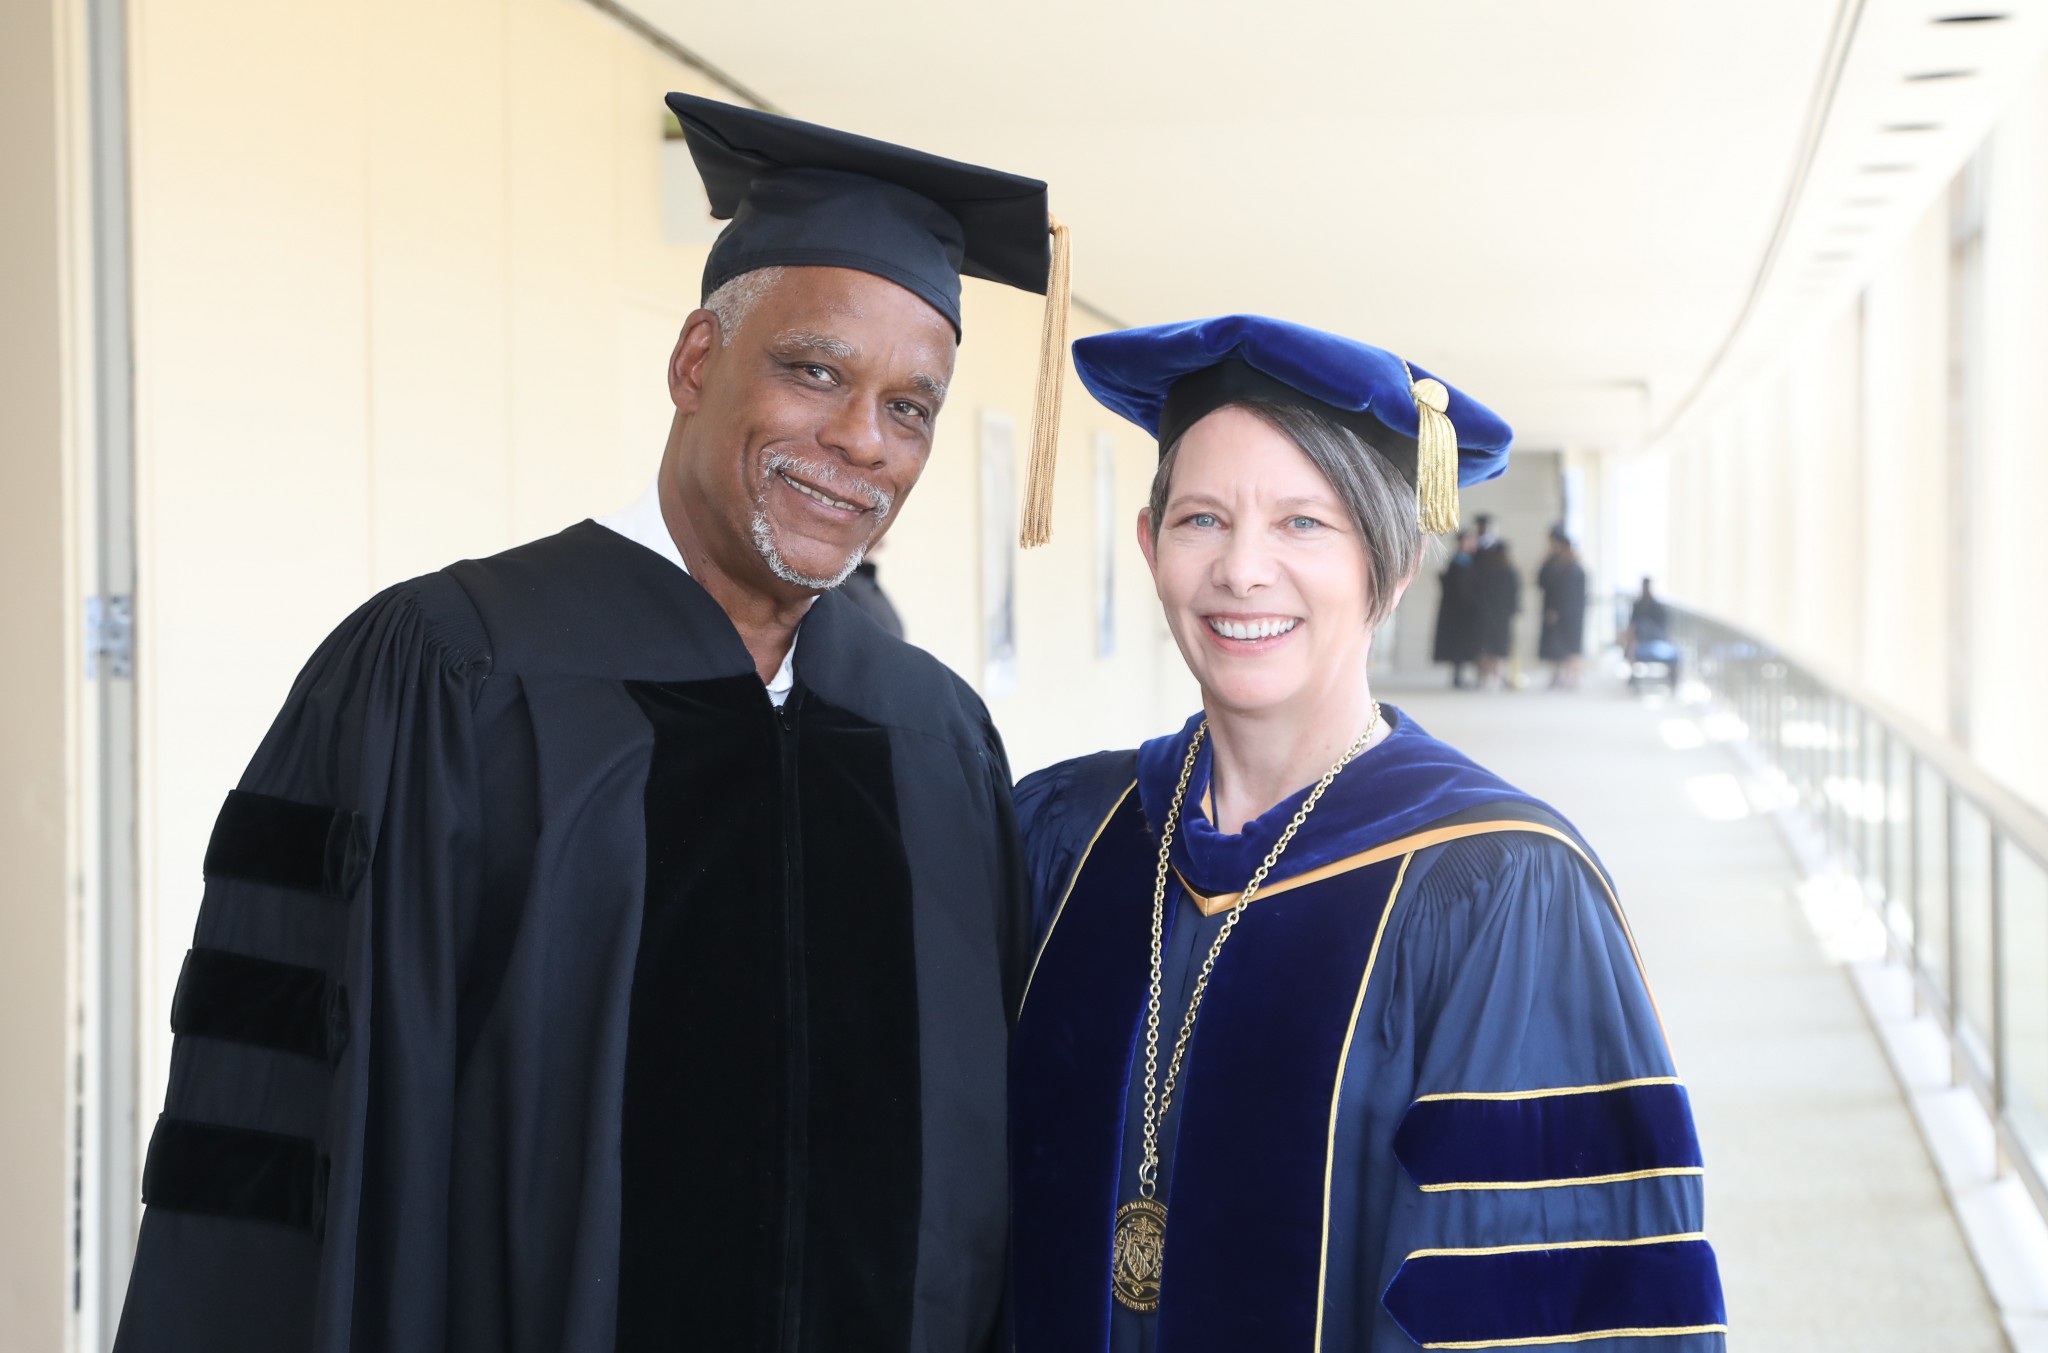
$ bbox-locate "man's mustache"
[761,451,894,520]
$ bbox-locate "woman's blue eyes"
[1181,512,1323,531]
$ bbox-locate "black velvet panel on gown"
[619,678,920,1352]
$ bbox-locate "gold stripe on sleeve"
[1417,1166,1705,1194]
[1403,1230,1709,1260]
[1421,1324,1729,1349]
[1413,1075,1680,1104]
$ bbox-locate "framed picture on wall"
[981,411,1018,696]
[1095,430,1117,659]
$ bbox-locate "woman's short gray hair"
[1146,401,1422,629]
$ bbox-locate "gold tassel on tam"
[1404,360,1460,535]
[1019,214,1072,548]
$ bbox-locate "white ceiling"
[628,0,2047,453]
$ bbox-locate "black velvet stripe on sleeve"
[202,789,369,899]
[170,948,347,1063]
[140,1116,329,1232]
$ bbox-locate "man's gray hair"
[1147,401,1423,630]
[704,266,788,346]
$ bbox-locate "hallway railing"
[1664,602,2048,1220]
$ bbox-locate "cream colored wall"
[125,0,1185,1158]
[1666,195,1950,726]
[1970,72,2048,809]
[1858,203,1950,728]
[0,0,86,1346]
[1656,49,2048,811]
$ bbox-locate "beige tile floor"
[1382,671,2007,1352]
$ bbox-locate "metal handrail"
[1662,600,2048,1223]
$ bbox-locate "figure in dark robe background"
[1431,527,1480,688]
[113,95,1062,1353]
[840,536,907,639]
[1474,536,1521,690]
[1626,575,1681,690]
[1538,526,1588,690]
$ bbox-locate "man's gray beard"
[750,509,868,590]
[751,452,892,591]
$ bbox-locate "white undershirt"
[597,480,799,706]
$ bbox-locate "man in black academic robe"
[114,95,1056,1353]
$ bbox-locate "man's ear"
[669,309,723,413]
[1136,506,1160,580]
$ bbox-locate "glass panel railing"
[1954,796,1995,1080]
[1919,766,1951,1001]
[1666,600,2048,1220]
[1885,737,1914,952]
[2003,839,2048,1158]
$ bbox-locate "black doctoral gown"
[114,521,1029,1353]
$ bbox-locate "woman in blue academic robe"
[1009,316,1726,1352]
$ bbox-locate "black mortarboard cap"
[665,93,1072,545]
[666,92,1052,336]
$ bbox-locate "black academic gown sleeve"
[116,571,492,1353]
[119,522,1026,1353]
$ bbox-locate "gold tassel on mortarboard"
[1019,215,1072,548]
[1404,359,1460,535]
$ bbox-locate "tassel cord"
[1020,215,1071,548]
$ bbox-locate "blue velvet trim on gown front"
[1134,707,1552,899]
[1011,783,1411,1352]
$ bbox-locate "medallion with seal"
[1110,1198,1168,1312]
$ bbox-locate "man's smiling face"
[669,265,956,596]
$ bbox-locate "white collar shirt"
[597,480,799,706]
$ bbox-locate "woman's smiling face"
[1139,405,1381,719]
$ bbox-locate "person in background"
[1627,575,1670,650]
[1537,526,1588,690]
[1474,535,1521,689]
[1473,510,1500,552]
[1008,314,1724,1351]
[839,534,906,639]
[1625,575,1680,688]
[1432,527,1480,688]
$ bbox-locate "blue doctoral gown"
[1010,708,1726,1352]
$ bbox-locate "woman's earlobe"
[1136,506,1159,575]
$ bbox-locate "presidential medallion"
[1111,1198,1168,1312]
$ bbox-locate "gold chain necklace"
[1110,703,1383,1313]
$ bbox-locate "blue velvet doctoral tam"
[1010,708,1725,1351]
[1071,315,1513,484]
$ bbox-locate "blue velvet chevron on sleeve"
[1337,830,1728,1351]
